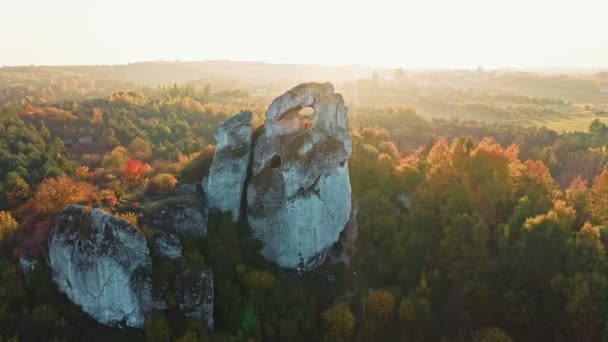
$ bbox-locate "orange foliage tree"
[588,170,608,225]
[123,159,152,184]
[421,137,522,226]
[367,290,395,321]
[34,176,96,214]
[0,211,18,240]
[75,165,92,180]
[116,212,138,227]
[90,107,104,124]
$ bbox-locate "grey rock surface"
[176,268,214,330]
[247,83,352,270]
[48,205,153,328]
[398,192,413,211]
[175,183,199,194]
[19,253,38,275]
[146,203,208,237]
[204,111,254,221]
[154,231,182,260]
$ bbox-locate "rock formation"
[398,192,412,211]
[142,202,214,328]
[203,111,254,221]
[176,268,214,330]
[247,83,352,270]
[48,205,153,328]
[145,203,208,237]
[154,231,182,260]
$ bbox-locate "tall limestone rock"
[247,83,352,270]
[203,111,254,221]
[48,205,154,328]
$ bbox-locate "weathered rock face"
[204,111,254,221]
[247,83,352,270]
[145,203,208,237]
[176,268,214,330]
[48,205,153,328]
[154,231,182,260]
[142,202,214,329]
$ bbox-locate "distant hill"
[0,61,376,87]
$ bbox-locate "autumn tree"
[128,137,152,160]
[34,176,95,214]
[123,159,152,184]
[90,107,103,125]
[74,165,91,180]
[0,211,18,240]
[116,212,138,227]
[565,176,589,228]
[588,169,608,225]
[367,290,395,321]
[150,173,178,193]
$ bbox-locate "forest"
[2,63,608,341]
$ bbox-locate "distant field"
[498,112,608,132]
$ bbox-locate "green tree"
[472,327,513,342]
[144,315,172,342]
[322,302,355,342]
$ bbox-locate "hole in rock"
[298,107,315,129]
[277,106,316,135]
[269,155,282,168]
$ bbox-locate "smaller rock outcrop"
[175,183,199,195]
[19,252,38,275]
[154,231,182,260]
[48,205,153,328]
[398,192,412,211]
[176,268,214,330]
[145,203,208,237]
[203,111,254,221]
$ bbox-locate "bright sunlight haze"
[1,0,607,68]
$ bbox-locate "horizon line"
[2,59,608,73]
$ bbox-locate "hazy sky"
[1,0,607,68]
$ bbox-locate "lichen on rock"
[176,268,214,330]
[145,203,208,237]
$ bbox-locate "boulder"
[19,252,38,275]
[247,83,352,270]
[398,192,412,211]
[154,231,182,260]
[204,111,254,221]
[175,183,199,195]
[176,268,214,330]
[145,203,208,237]
[48,205,153,328]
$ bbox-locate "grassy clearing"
[497,112,608,132]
